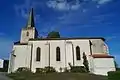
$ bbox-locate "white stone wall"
[8,38,116,76]
[20,27,36,43]
[31,41,49,72]
[30,40,67,72]
[49,40,66,71]
[8,48,15,73]
[9,45,31,72]
[65,41,73,68]
[92,58,116,75]
[90,39,105,54]
[30,39,91,72]
[65,40,90,67]
[88,56,94,73]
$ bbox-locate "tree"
[83,52,89,72]
[47,31,60,38]
[114,60,119,70]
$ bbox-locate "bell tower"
[20,8,38,43]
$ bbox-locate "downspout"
[64,40,67,67]
[89,40,93,55]
[49,43,50,67]
[72,43,75,66]
[30,44,33,71]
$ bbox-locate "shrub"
[0,68,4,72]
[36,68,45,73]
[35,67,56,74]
[83,52,89,72]
[7,67,33,80]
[68,63,72,68]
[70,66,87,73]
[47,31,60,38]
[44,66,56,73]
[116,68,120,71]
[16,67,31,73]
[59,67,62,72]
[108,71,120,80]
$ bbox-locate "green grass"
[108,71,120,80]
[7,72,108,80]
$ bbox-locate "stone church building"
[8,8,116,75]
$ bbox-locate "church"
[8,8,116,75]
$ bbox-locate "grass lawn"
[7,72,108,80]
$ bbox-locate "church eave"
[90,54,114,58]
[29,37,105,41]
[14,41,28,45]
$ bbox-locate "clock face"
[26,32,29,36]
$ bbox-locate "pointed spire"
[27,8,35,28]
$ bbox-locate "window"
[36,47,41,61]
[26,32,29,36]
[56,47,60,61]
[76,46,81,60]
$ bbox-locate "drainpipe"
[64,40,67,67]
[89,40,93,55]
[49,43,50,67]
[72,43,75,66]
[30,44,33,71]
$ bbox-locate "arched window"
[56,47,60,61]
[36,47,41,61]
[76,46,81,60]
[26,32,29,36]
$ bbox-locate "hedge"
[70,66,87,73]
[108,71,120,80]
